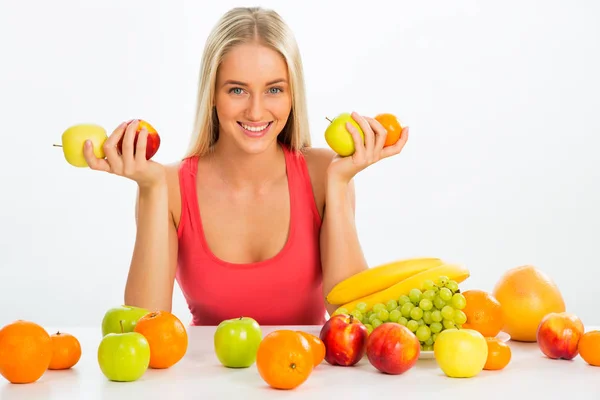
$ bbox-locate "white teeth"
[241,122,269,132]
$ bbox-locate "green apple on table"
[102,305,150,337]
[433,328,488,378]
[55,123,108,167]
[98,321,151,382]
[324,112,365,157]
[214,317,263,368]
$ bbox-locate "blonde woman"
[83,7,408,326]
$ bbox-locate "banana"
[337,263,470,312]
[326,257,444,305]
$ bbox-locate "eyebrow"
[222,79,288,87]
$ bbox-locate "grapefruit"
[492,265,565,342]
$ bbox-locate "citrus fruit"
[492,265,565,342]
[578,330,600,367]
[297,331,326,367]
[133,311,188,369]
[48,331,82,370]
[374,113,403,147]
[483,337,511,370]
[0,320,52,383]
[461,290,504,337]
[256,330,313,390]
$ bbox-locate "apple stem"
[349,314,354,324]
[53,144,62,147]
[119,320,124,334]
[325,117,333,123]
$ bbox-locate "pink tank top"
[175,144,327,326]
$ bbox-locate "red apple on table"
[319,314,368,366]
[536,312,584,360]
[366,322,420,375]
[117,119,161,160]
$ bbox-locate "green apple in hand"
[98,320,150,382]
[54,123,108,167]
[102,305,150,337]
[214,317,263,368]
[324,112,365,157]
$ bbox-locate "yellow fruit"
[492,265,565,342]
[57,124,107,167]
[326,257,444,305]
[434,328,488,378]
[338,263,470,312]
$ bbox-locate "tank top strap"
[177,156,201,237]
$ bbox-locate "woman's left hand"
[327,111,409,185]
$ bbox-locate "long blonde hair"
[184,7,311,158]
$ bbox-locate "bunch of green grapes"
[336,276,467,351]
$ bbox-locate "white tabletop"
[1,325,598,399]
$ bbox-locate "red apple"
[319,314,368,366]
[117,119,161,160]
[366,322,420,375]
[536,312,584,360]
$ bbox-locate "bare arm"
[124,181,178,312]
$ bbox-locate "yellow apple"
[433,328,488,378]
[57,124,108,167]
[324,113,365,157]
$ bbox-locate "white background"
[0,0,598,329]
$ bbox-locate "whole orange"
[297,331,326,367]
[578,330,600,367]
[256,330,313,390]
[374,113,403,147]
[48,331,82,370]
[492,265,565,342]
[0,320,52,383]
[483,337,512,370]
[133,311,188,369]
[462,290,504,337]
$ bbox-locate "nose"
[246,94,264,121]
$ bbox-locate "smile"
[238,121,272,132]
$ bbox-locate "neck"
[209,139,285,189]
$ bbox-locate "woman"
[82,6,408,326]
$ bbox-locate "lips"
[237,121,272,132]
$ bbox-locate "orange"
[256,330,313,390]
[462,290,504,337]
[578,330,600,367]
[374,113,403,147]
[493,265,565,342]
[48,331,81,370]
[133,311,188,369]
[483,337,512,370]
[297,331,326,367]
[0,320,52,384]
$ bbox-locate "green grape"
[439,288,453,302]
[368,313,378,323]
[406,320,419,332]
[423,280,435,291]
[423,290,436,301]
[400,302,414,318]
[377,309,390,322]
[447,280,459,293]
[423,310,433,325]
[430,322,443,333]
[416,325,431,342]
[433,296,446,310]
[443,319,455,329]
[386,299,398,311]
[454,309,467,325]
[350,310,363,320]
[410,307,424,320]
[417,319,425,326]
[364,323,373,334]
[441,305,455,320]
[423,345,434,351]
[355,302,368,313]
[389,309,401,322]
[431,310,443,322]
[372,303,386,313]
[398,295,411,306]
[451,293,467,310]
[425,337,434,346]
[372,318,383,328]
[409,288,422,304]
[419,299,433,311]
[333,307,348,315]
[398,317,408,326]
[432,333,439,342]
[436,276,449,286]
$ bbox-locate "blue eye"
[229,87,243,95]
[269,87,282,94]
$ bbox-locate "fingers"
[364,116,388,153]
[103,122,128,173]
[381,126,409,159]
[346,121,365,161]
[135,127,148,166]
[351,112,374,158]
[121,120,138,168]
[83,140,111,172]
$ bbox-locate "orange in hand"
[0,320,52,384]
[484,337,512,370]
[578,330,600,367]
[374,113,403,147]
[256,330,314,390]
[462,290,504,338]
[297,331,326,367]
[48,331,82,370]
[133,311,188,369]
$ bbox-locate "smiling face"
[214,41,292,154]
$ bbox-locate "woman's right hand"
[83,119,166,190]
